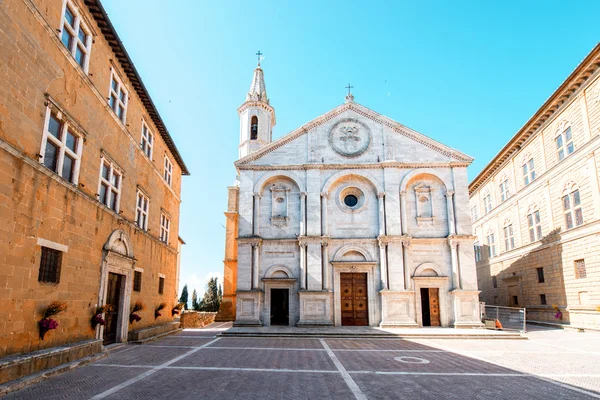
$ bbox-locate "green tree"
[191,289,200,311]
[199,277,221,312]
[179,284,189,310]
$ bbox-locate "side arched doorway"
[97,230,135,344]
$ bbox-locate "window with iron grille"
[133,270,142,292]
[158,277,165,294]
[574,259,586,279]
[536,267,545,283]
[38,247,62,283]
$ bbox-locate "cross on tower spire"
[256,50,263,66]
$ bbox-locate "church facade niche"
[414,183,433,226]
[405,173,449,238]
[269,183,290,227]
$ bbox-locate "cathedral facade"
[218,63,482,328]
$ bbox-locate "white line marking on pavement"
[422,341,600,399]
[166,366,339,373]
[145,345,197,348]
[320,339,367,400]
[204,346,327,351]
[90,337,221,399]
[170,335,218,338]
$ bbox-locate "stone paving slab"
[144,336,216,347]
[409,338,570,353]
[95,346,190,366]
[351,374,597,400]
[104,369,353,400]
[2,365,148,400]
[172,347,337,371]
[335,350,513,373]
[207,337,325,349]
[325,338,434,351]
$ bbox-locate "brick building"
[0,0,189,358]
[469,44,600,328]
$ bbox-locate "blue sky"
[102,0,599,298]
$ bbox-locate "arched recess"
[332,244,373,262]
[103,229,134,258]
[254,171,306,194]
[264,265,294,279]
[322,170,384,196]
[399,168,451,192]
[413,262,445,277]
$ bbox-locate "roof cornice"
[469,43,600,194]
[83,0,190,175]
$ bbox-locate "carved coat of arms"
[329,119,371,157]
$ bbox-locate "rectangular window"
[537,267,545,283]
[135,190,149,230]
[471,205,478,222]
[158,277,165,295]
[540,294,547,305]
[503,224,515,251]
[499,179,510,202]
[574,259,586,279]
[38,247,62,283]
[563,189,583,230]
[164,156,173,187]
[474,242,481,262]
[60,1,92,72]
[523,158,536,186]
[487,233,496,257]
[97,158,121,212]
[109,72,128,123]
[40,110,83,184]
[527,210,542,242]
[133,270,142,292]
[160,214,170,244]
[483,194,493,214]
[492,276,497,288]
[556,127,574,161]
[141,121,153,158]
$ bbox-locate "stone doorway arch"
[97,230,135,344]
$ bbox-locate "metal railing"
[481,303,526,332]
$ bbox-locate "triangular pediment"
[235,101,472,167]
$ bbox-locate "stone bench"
[128,322,180,343]
[0,339,102,385]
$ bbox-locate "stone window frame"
[574,259,587,279]
[59,0,92,73]
[133,269,142,292]
[527,205,542,242]
[483,191,493,214]
[97,155,122,212]
[562,182,583,230]
[135,189,150,231]
[474,241,481,262]
[160,213,171,244]
[140,120,154,159]
[164,155,173,187]
[486,229,496,258]
[522,156,536,186]
[337,185,367,214]
[499,177,510,202]
[158,274,165,295]
[38,246,63,284]
[39,106,84,185]
[503,220,515,251]
[108,68,129,124]
[555,121,574,162]
[413,183,434,225]
[471,204,479,223]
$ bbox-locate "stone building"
[469,44,600,328]
[0,0,189,359]
[218,61,482,328]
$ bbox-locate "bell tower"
[238,52,276,159]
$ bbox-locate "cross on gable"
[345,83,354,95]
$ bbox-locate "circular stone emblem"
[329,118,371,157]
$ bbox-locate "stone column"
[400,190,407,235]
[396,240,406,291]
[378,239,388,290]
[445,190,456,235]
[252,242,261,289]
[378,192,386,236]
[449,239,460,290]
[253,193,261,236]
[299,243,306,290]
[300,192,307,236]
[402,239,411,290]
[322,241,330,290]
[321,192,328,236]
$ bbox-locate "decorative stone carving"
[269,183,290,227]
[329,118,371,157]
[414,183,434,226]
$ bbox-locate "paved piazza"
[6,323,600,399]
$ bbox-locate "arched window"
[562,182,583,229]
[250,116,258,140]
[527,204,542,242]
[503,219,515,251]
[486,229,496,258]
[556,121,574,161]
